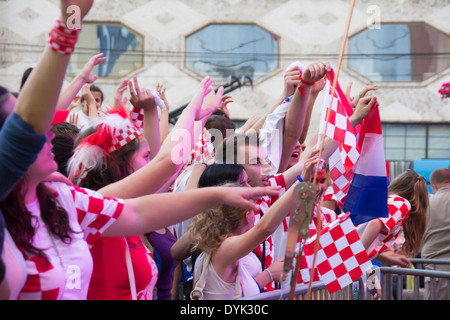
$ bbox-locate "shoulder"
[388,195,411,214]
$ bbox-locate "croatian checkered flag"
[303,213,372,293]
[318,68,360,173]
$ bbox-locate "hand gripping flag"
[342,103,389,225]
[303,213,372,294]
[318,68,360,173]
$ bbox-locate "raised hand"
[186,76,224,121]
[350,95,377,127]
[114,79,130,107]
[79,53,107,84]
[283,66,302,98]
[219,95,233,118]
[302,61,331,84]
[128,77,157,110]
[220,186,282,211]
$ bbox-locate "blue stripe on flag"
[343,173,390,225]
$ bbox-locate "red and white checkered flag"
[318,69,360,173]
[303,213,372,293]
[322,148,355,208]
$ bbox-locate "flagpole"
[313,0,356,185]
[306,0,356,300]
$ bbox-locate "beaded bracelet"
[46,18,81,55]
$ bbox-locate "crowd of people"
[1,0,449,301]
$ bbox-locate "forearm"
[159,109,169,143]
[56,74,86,110]
[103,188,221,237]
[278,88,310,172]
[14,47,70,134]
[143,107,161,160]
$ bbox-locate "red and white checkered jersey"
[18,182,124,300]
[365,195,411,258]
[253,174,286,291]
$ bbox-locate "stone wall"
[1,0,449,143]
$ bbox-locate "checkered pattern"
[183,128,215,168]
[46,18,80,55]
[368,195,411,258]
[322,147,355,208]
[129,106,145,131]
[16,184,125,300]
[108,126,142,154]
[254,174,286,291]
[18,254,61,300]
[70,185,124,247]
[303,213,372,293]
[319,69,360,172]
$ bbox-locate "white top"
[193,252,260,300]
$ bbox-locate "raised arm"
[214,181,302,267]
[14,0,94,134]
[278,62,329,173]
[56,53,106,110]
[98,76,224,199]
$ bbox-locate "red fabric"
[88,235,155,300]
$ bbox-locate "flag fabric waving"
[342,103,389,225]
[318,69,360,173]
[303,213,372,293]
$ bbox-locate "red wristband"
[299,74,315,86]
[46,18,81,55]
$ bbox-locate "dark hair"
[20,67,33,91]
[205,114,235,143]
[89,84,104,103]
[0,180,75,257]
[198,163,245,188]
[214,132,259,165]
[51,122,80,140]
[52,135,75,177]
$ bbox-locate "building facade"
[1,0,449,170]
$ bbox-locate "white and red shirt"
[18,182,124,300]
[358,195,411,259]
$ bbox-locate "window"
[382,123,450,161]
[68,23,144,78]
[349,23,449,82]
[186,24,279,81]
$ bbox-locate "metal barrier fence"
[377,258,450,300]
[239,280,361,300]
[239,259,450,300]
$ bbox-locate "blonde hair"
[389,170,429,257]
[188,183,248,253]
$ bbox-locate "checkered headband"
[67,105,142,180]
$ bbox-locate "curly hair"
[189,200,248,254]
[388,170,429,257]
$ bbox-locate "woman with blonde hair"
[189,180,304,300]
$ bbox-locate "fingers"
[303,61,330,83]
[359,84,378,99]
